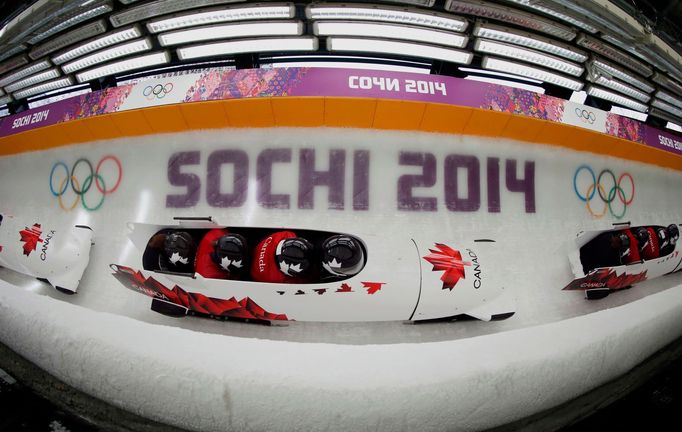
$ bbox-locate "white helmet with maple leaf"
[322,235,364,277]
[275,237,313,277]
[212,233,246,272]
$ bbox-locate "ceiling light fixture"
[178,37,317,60]
[481,56,582,90]
[445,0,575,40]
[307,4,468,32]
[159,21,303,46]
[62,38,154,73]
[12,77,74,100]
[76,51,170,82]
[586,85,648,112]
[0,60,51,88]
[110,0,246,27]
[474,38,583,76]
[147,3,295,33]
[52,26,144,65]
[5,69,61,93]
[472,22,587,62]
[327,37,473,64]
[314,21,468,48]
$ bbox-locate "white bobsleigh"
[0,213,93,293]
[110,218,514,324]
[564,222,682,299]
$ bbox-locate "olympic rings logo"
[142,83,173,100]
[573,165,635,219]
[49,156,123,211]
[575,108,596,124]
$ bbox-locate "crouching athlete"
[250,231,365,283]
[195,229,248,279]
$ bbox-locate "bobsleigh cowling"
[563,222,682,299]
[0,213,93,293]
[110,219,514,324]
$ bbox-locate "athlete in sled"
[110,218,514,324]
[0,213,93,293]
[564,223,681,299]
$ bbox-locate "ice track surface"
[2,128,682,431]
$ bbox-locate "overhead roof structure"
[0,0,681,126]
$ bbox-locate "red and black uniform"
[637,227,661,260]
[250,231,305,284]
[620,229,642,264]
[196,229,232,279]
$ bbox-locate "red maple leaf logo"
[362,282,386,295]
[424,243,471,290]
[19,224,43,256]
[336,283,353,293]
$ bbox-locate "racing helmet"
[164,231,195,266]
[275,237,314,277]
[633,227,650,251]
[668,224,680,244]
[656,227,669,249]
[212,234,247,272]
[612,231,631,259]
[321,235,364,277]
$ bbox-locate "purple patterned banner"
[1,67,680,156]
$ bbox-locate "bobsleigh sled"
[564,222,682,299]
[110,218,514,324]
[0,213,93,293]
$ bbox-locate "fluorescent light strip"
[0,88,4,96]
[52,26,143,65]
[0,60,51,87]
[12,77,74,100]
[307,4,468,32]
[576,34,652,77]
[388,0,436,6]
[0,55,29,76]
[474,39,582,76]
[460,66,543,83]
[159,21,303,46]
[148,4,295,33]
[62,38,153,73]
[610,106,647,122]
[652,72,682,98]
[5,69,61,93]
[314,21,468,48]
[327,37,473,65]
[649,107,682,125]
[651,99,682,119]
[0,95,11,106]
[473,23,586,62]
[0,45,27,63]
[589,58,654,93]
[178,37,318,60]
[481,56,582,90]
[110,0,246,27]
[592,76,649,103]
[29,20,108,60]
[445,0,574,40]
[667,122,682,132]
[655,90,682,111]
[28,3,113,45]
[76,51,170,83]
[586,85,648,112]
[500,0,598,33]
